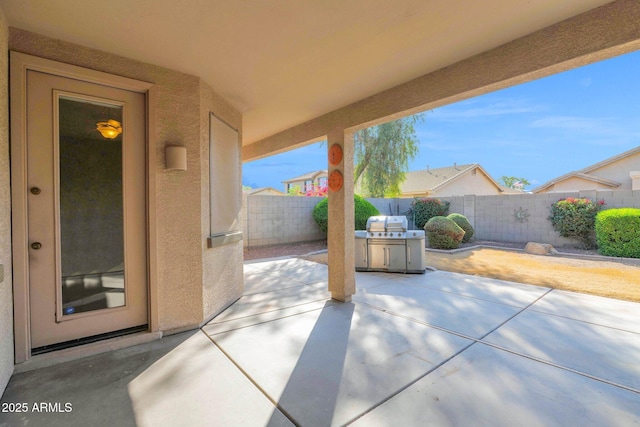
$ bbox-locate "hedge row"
[595,208,640,258]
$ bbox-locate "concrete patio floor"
[2,257,640,426]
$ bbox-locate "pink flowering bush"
[288,184,328,196]
[548,197,606,249]
[305,184,328,197]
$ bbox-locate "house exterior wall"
[588,151,640,189]
[284,173,328,194]
[8,29,243,335]
[0,6,12,396]
[433,170,502,197]
[200,81,244,322]
[537,151,640,193]
[539,176,618,193]
[284,179,308,193]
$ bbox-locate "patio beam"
[327,128,355,302]
[243,0,640,161]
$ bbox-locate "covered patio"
[3,258,639,426]
[2,1,640,420]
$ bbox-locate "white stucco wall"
[0,5,13,395]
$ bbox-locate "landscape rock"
[525,242,558,256]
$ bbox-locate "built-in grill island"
[355,216,426,274]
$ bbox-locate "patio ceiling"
[0,0,616,147]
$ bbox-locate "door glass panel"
[58,96,125,316]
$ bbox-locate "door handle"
[407,246,411,264]
[31,242,42,250]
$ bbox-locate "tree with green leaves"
[354,115,423,197]
[500,176,530,191]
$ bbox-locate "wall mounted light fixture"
[96,119,123,139]
[165,145,187,170]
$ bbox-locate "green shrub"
[312,195,380,235]
[354,195,381,230]
[447,213,474,243]
[595,208,640,258]
[548,197,605,249]
[424,216,465,249]
[412,198,450,230]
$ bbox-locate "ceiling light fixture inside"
[96,119,122,139]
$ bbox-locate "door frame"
[10,52,158,363]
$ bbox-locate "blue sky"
[243,50,640,191]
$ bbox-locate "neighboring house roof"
[245,187,285,195]
[533,173,621,193]
[580,145,640,174]
[400,163,504,195]
[532,145,640,193]
[499,185,528,194]
[282,170,327,184]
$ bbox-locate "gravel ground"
[458,240,599,256]
[243,239,597,261]
[243,240,328,260]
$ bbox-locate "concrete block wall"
[365,198,422,230]
[366,198,403,216]
[442,190,640,247]
[242,191,640,248]
[242,194,325,247]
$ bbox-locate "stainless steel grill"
[355,216,426,274]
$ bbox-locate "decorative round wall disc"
[328,170,344,192]
[328,143,343,166]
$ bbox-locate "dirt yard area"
[425,248,640,303]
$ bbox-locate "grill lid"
[366,215,408,232]
[366,216,387,232]
[385,216,407,232]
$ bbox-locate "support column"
[327,128,355,302]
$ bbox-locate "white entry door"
[26,70,148,351]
